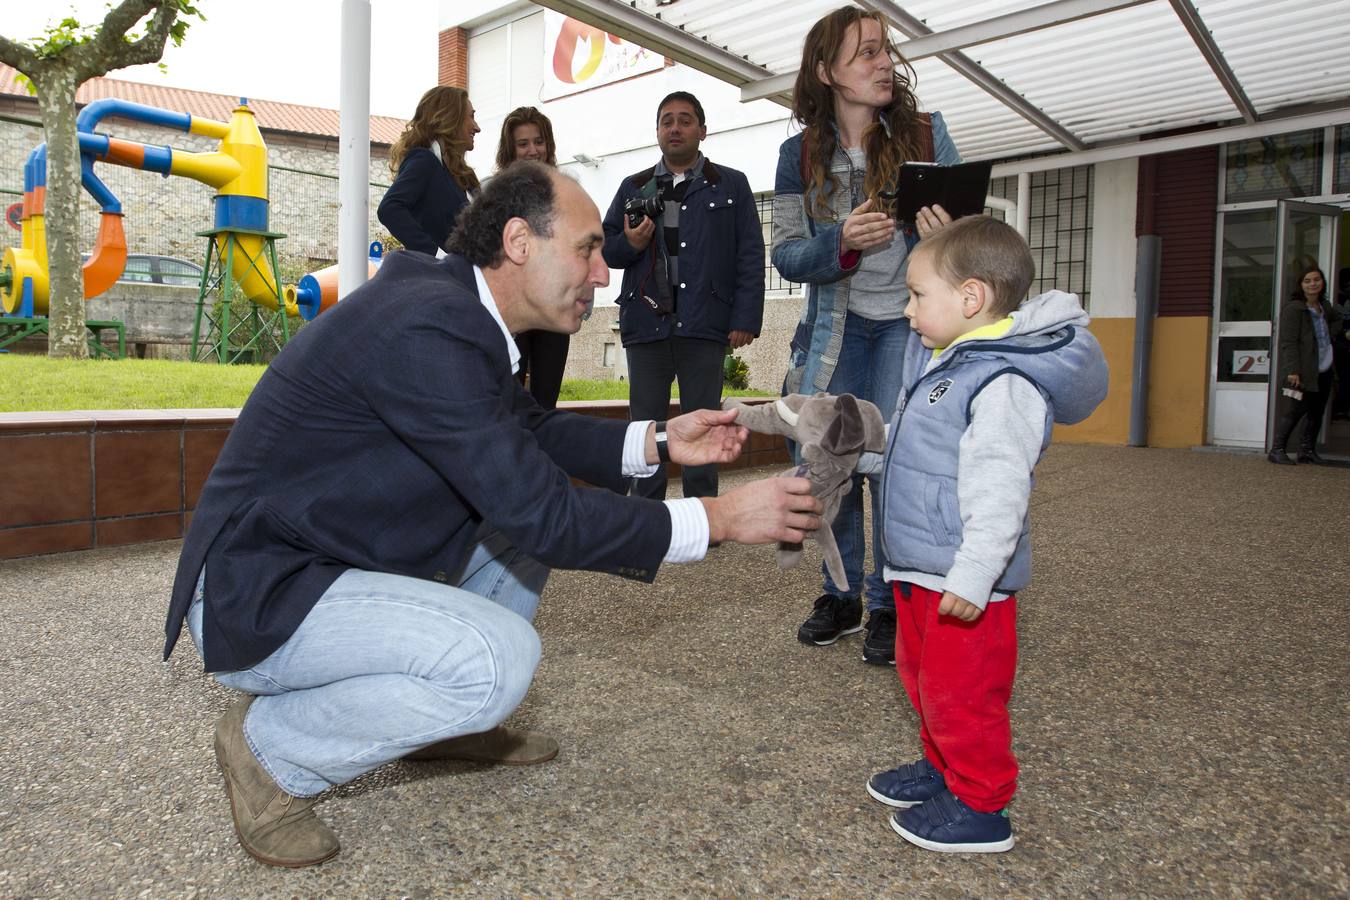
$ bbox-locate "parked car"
[82,253,205,287]
[118,254,204,287]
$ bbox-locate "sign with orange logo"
[542,11,662,101]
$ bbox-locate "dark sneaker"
[796,594,863,645]
[862,608,897,665]
[866,758,946,808]
[891,789,1014,853]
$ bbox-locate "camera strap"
[645,262,674,315]
[647,175,676,314]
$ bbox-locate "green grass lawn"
[0,356,268,412]
[0,355,771,412]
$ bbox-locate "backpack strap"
[915,112,934,162]
[799,128,814,187]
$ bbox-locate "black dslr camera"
[625,195,664,228]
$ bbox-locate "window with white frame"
[988,166,1094,308]
[755,193,801,299]
[1224,129,1323,202]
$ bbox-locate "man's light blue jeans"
[188,526,549,798]
[823,311,909,613]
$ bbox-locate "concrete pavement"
[0,445,1346,897]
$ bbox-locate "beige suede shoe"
[213,697,341,868]
[404,725,559,765]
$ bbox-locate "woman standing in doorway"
[1269,265,1343,465]
[378,86,481,257]
[495,107,570,409]
[771,6,961,665]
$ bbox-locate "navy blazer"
[601,158,765,347]
[165,252,672,672]
[377,147,470,255]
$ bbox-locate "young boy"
[862,216,1108,852]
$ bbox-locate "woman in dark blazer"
[1270,265,1343,465]
[378,86,481,256]
[496,106,570,409]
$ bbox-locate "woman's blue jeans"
[822,311,909,612]
[188,526,549,797]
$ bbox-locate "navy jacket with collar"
[164,252,672,673]
[377,147,471,256]
[601,158,765,347]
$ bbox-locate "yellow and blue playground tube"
[1,146,51,315]
[2,97,295,317]
[285,242,385,321]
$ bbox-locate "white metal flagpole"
[338,0,372,301]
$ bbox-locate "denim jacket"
[771,112,960,393]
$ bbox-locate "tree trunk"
[36,71,88,360]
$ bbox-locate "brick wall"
[439,28,469,88]
[1142,146,1219,318]
[0,401,789,560]
[0,409,234,559]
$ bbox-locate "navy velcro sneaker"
[890,789,1014,853]
[866,758,946,808]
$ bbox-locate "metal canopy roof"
[532,0,1350,169]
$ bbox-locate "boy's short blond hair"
[912,216,1035,318]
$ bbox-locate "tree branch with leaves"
[0,1,202,358]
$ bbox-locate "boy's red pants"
[893,582,1019,812]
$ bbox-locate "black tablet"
[890,161,993,223]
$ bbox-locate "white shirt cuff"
[663,498,710,563]
[622,420,660,478]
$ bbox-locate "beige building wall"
[565,295,800,394]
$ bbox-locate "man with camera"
[602,91,765,501]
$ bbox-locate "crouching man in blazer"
[163,162,821,868]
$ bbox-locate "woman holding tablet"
[771,5,962,664]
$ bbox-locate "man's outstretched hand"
[700,477,822,545]
[648,408,749,467]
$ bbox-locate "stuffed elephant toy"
[724,393,887,591]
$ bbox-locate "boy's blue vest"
[879,323,1105,593]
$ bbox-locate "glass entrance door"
[1268,200,1343,455]
[1212,209,1278,447]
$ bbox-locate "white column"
[338,0,372,300]
[1016,172,1031,238]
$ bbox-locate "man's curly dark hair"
[446,160,557,267]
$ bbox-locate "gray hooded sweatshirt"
[867,290,1109,609]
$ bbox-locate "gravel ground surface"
[1,445,1346,897]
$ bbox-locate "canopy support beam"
[741,0,1150,106]
[1169,0,1257,124]
[861,0,1086,151]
